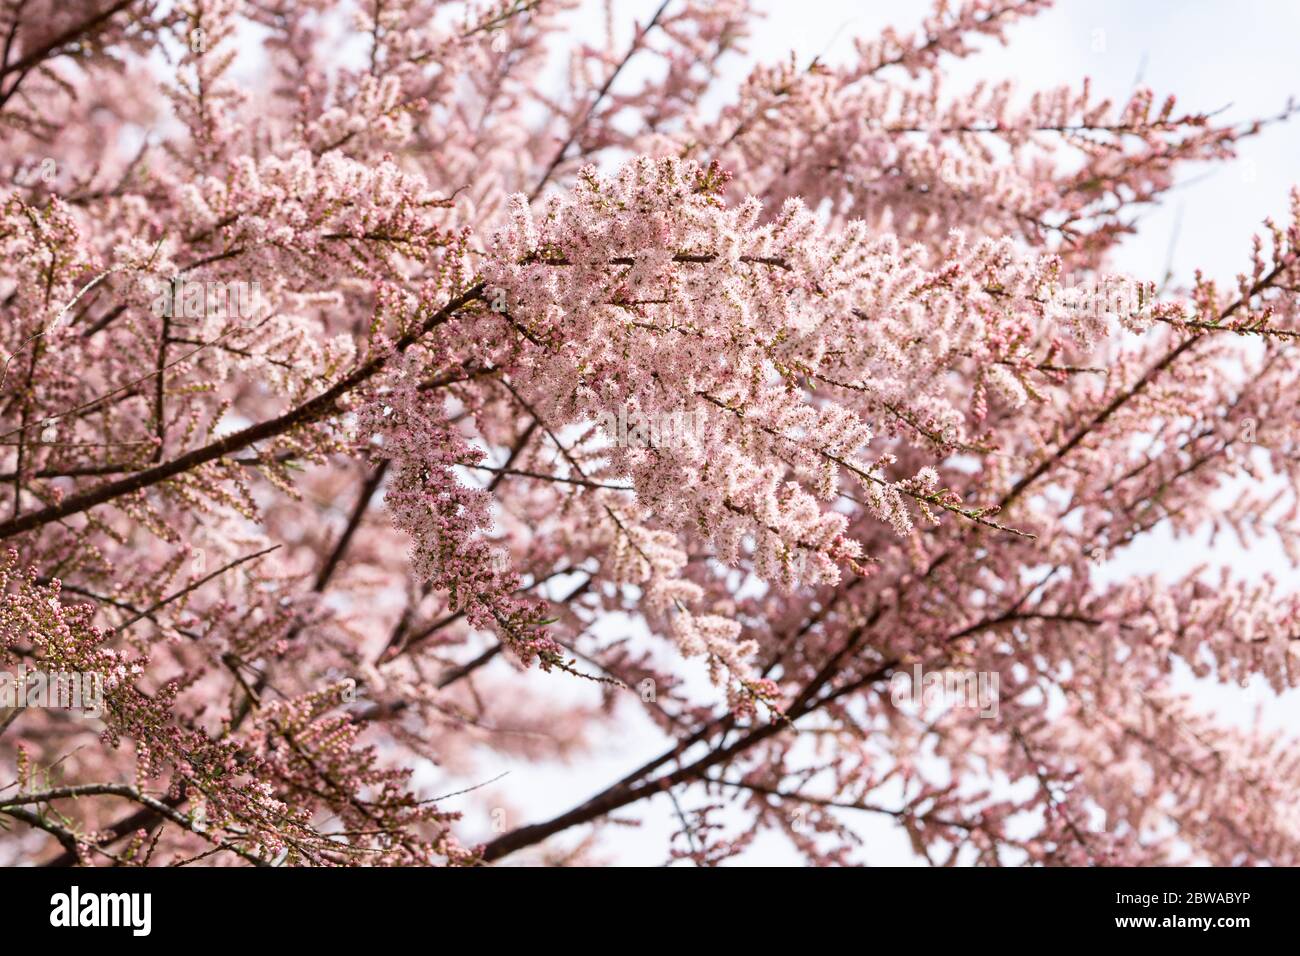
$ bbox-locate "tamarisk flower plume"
[1,0,1299,867]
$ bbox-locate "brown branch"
[0,283,484,541]
[114,544,280,633]
[527,0,671,200]
[314,461,388,591]
[0,0,138,79]
[998,257,1293,512]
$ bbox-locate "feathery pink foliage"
[1,0,1299,866]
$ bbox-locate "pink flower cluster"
[2,0,1299,867]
